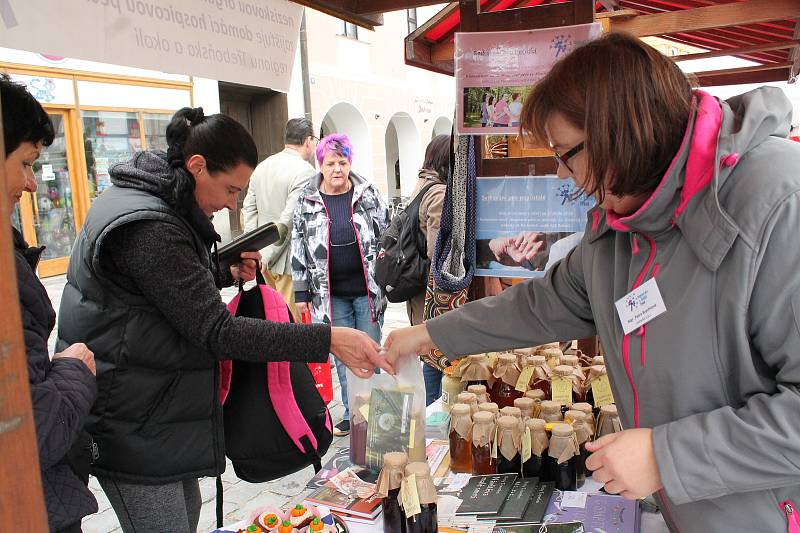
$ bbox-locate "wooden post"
[0,92,49,529]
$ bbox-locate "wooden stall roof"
[403,0,800,86]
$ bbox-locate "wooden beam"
[671,40,800,62]
[473,1,591,32]
[292,0,383,30]
[0,93,48,530]
[404,3,458,75]
[694,62,792,86]
[354,0,448,15]
[611,0,800,38]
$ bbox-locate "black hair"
[423,134,451,181]
[1,73,55,156]
[285,117,314,145]
[165,107,258,217]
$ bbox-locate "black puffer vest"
[57,160,225,484]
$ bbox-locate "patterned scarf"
[432,135,476,292]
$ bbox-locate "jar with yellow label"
[441,365,464,413]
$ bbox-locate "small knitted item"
[432,134,476,292]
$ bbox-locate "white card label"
[560,491,587,509]
[614,277,667,335]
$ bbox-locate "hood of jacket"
[587,87,792,270]
[110,150,220,245]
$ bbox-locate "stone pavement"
[41,275,413,533]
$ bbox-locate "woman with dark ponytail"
[57,107,394,532]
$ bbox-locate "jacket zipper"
[782,500,800,533]
[349,187,376,324]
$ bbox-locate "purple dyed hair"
[316,133,353,164]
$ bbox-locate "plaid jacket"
[291,171,390,324]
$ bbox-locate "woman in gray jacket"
[386,33,800,532]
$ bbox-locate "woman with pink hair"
[291,133,390,436]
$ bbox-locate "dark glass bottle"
[565,410,591,489]
[448,403,473,473]
[495,415,521,475]
[405,462,438,533]
[378,452,408,533]
[548,423,579,491]
[461,354,491,389]
[349,393,370,466]
[585,365,608,417]
[490,354,523,408]
[527,355,551,399]
[471,411,497,475]
[522,418,548,479]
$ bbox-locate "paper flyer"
[475,176,594,278]
[455,23,602,135]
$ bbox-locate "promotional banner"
[0,0,302,92]
[455,23,602,135]
[476,176,594,278]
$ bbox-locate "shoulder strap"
[403,182,439,257]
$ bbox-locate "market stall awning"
[405,0,800,85]
[291,1,454,29]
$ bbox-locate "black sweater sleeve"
[101,220,331,363]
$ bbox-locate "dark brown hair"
[520,32,693,200]
[423,134,451,181]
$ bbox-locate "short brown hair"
[520,32,693,200]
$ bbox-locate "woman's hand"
[53,343,96,375]
[330,327,395,378]
[383,324,436,368]
[296,302,310,316]
[230,251,261,282]
[585,428,663,500]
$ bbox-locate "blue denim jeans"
[330,295,383,421]
[422,363,443,406]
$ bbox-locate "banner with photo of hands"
[476,176,595,278]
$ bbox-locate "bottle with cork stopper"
[448,404,473,473]
[471,410,497,475]
[377,451,409,533]
[403,462,438,533]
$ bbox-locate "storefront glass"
[31,114,78,260]
[143,113,172,152]
[82,110,141,201]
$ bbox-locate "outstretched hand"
[585,428,663,500]
[383,324,436,369]
[330,327,395,378]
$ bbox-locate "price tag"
[358,404,370,422]
[41,164,55,181]
[521,427,532,463]
[488,353,499,369]
[491,426,498,459]
[515,366,535,392]
[551,378,573,406]
[591,374,615,407]
[400,474,422,517]
[409,419,416,448]
[561,491,587,509]
[546,356,561,369]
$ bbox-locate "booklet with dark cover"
[215,223,279,269]
[488,478,539,521]
[454,474,518,515]
[495,481,555,525]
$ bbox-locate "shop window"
[143,112,173,152]
[82,110,141,201]
[407,8,417,34]
[338,20,359,40]
[31,114,78,260]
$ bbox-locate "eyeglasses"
[552,141,584,174]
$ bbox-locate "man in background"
[243,118,317,321]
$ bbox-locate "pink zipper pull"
[781,500,800,533]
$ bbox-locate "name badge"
[614,277,667,335]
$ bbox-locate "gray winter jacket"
[427,87,800,532]
[291,171,391,324]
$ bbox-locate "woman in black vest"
[3,74,98,533]
[57,107,393,533]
